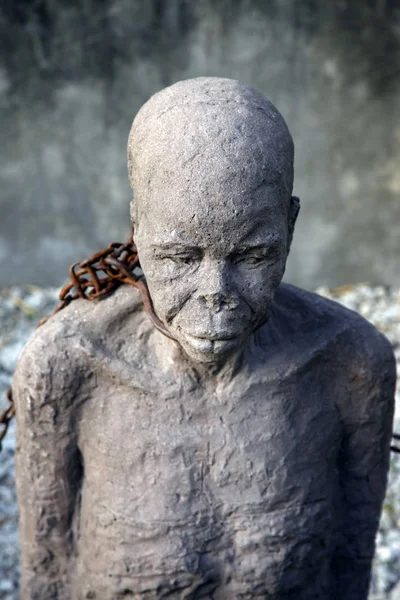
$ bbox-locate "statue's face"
[135,171,291,364]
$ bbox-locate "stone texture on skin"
[128,77,295,211]
[13,285,395,599]
[13,78,396,599]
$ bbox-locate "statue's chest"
[80,371,340,518]
[77,374,339,596]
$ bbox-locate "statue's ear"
[288,196,300,251]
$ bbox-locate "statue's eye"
[233,246,281,267]
[234,253,266,267]
[154,247,202,270]
[165,254,196,266]
[173,254,194,264]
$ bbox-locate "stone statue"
[13,77,396,599]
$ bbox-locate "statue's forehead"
[145,210,286,248]
[136,159,284,231]
[136,176,287,251]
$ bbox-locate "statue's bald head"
[127,77,294,225]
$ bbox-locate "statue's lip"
[185,331,237,341]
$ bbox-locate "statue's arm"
[332,326,396,599]
[13,325,84,600]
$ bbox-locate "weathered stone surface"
[12,79,396,599]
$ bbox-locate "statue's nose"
[200,293,239,312]
[196,259,239,312]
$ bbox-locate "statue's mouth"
[184,330,238,342]
[182,331,240,355]
[189,333,237,342]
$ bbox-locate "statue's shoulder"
[20,284,144,356]
[275,283,395,377]
[13,285,146,408]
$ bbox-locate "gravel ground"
[0,283,399,599]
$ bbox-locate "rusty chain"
[1,230,400,453]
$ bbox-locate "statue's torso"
[68,286,344,599]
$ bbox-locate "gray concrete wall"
[1,0,399,289]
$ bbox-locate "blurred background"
[0,0,399,289]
